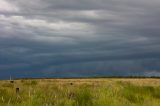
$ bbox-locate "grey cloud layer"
[0,0,160,79]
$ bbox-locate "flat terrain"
[0,78,160,106]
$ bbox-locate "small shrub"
[22,80,38,86]
[74,88,93,106]
[124,92,144,103]
[151,87,160,99]
[123,84,145,103]
[31,80,38,85]
[2,83,14,88]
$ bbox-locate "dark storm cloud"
[0,0,160,79]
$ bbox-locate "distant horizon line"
[4,76,160,80]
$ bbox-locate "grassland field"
[0,78,160,106]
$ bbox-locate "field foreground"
[0,78,160,106]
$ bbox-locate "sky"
[0,0,160,79]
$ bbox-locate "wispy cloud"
[0,0,19,12]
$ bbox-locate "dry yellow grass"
[0,78,160,106]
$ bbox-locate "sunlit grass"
[0,78,160,106]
